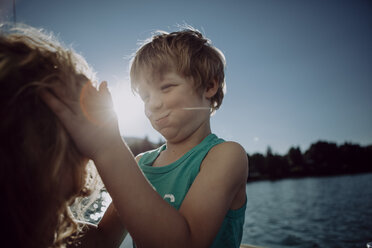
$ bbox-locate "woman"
[0,24,100,248]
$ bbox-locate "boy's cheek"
[145,110,155,121]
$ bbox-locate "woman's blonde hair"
[130,27,226,113]
[0,24,100,248]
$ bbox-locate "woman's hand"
[41,80,123,161]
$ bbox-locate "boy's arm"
[97,203,128,245]
[93,139,247,248]
[178,141,248,246]
[69,203,127,248]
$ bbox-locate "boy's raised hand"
[41,80,122,161]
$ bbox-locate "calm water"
[242,173,372,248]
[120,173,372,248]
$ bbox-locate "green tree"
[304,141,341,175]
[286,147,305,176]
[248,153,265,180]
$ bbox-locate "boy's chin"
[157,128,181,142]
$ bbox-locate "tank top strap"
[186,133,225,171]
[138,133,225,169]
[138,144,166,166]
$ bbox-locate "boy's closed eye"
[160,84,176,91]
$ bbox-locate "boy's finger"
[46,81,71,100]
[40,90,75,124]
[99,81,108,91]
[98,81,114,106]
[46,79,91,107]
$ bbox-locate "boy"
[44,28,248,248]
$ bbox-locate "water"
[242,173,372,248]
[120,173,372,247]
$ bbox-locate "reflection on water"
[243,173,372,248]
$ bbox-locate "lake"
[120,173,372,248]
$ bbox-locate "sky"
[1,0,371,155]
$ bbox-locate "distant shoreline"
[124,136,372,183]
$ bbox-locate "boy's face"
[137,69,211,143]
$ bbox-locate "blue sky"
[1,0,371,154]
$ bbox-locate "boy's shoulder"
[202,141,248,173]
[210,141,247,158]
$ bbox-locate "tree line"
[125,137,372,182]
[248,141,372,181]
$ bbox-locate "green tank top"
[138,133,247,248]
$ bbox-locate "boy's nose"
[147,95,163,112]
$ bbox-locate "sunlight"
[110,80,149,137]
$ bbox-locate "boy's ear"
[204,79,219,99]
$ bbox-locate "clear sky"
[1,0,371,154]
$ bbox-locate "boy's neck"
[162,121,212,162]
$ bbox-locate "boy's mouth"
[153,113,170,127]
[155,113,169,122]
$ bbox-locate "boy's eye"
[161,84,175,91]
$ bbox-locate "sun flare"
[110,81,148,137]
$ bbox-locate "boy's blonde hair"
[0,24,99,248]
[130,27,226,113]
